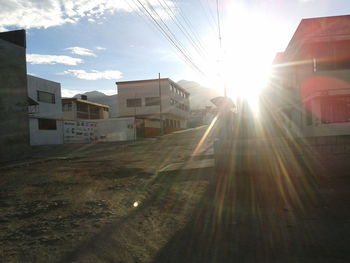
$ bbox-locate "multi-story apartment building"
[264,15,350,138]
[27,75,64,145]
[116,78,190,137]
[62,96,110,120]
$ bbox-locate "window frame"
[37,90,55,104]
[145,97,161,106]
[38,118,57,130]
[126,98,142,107]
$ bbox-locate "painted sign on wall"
[63,120,97,143]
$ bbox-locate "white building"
[116,78,190,137]
[27,75,63,145]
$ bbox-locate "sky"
[1,0,349,97]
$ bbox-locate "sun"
[193,2,280,115]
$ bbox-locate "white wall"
[117,79,190,121]
[27,75,63,145]
[95,117,135,142]
[29,119,63,145]
[64,120,97,143]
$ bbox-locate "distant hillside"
[74,92,119,118]
[177,80,221,110]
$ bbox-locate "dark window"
[127,98,142,107]
[145,97,160,106]
[305,102,313,126]
[77,102,88,112]
[103,107,109,112]
[62,102,72,112]
[38,118,57,130]
[90,106,100,119]
[37,91,55,104]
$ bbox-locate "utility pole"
[216,0,227,98]
[158,72,164,136]
[133,92,137,141]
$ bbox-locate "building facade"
[0,30,30,161]
[116,78,190,137]
[62,97,110,120]
[27,75,64,145]
[264,15,350,138]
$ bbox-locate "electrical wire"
[132,0,206,76]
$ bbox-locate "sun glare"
[192,2,282,115]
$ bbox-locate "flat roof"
[115,78,189,95]
[0,29,26,48]
[62,98,110,108]
[282,14,350,62]
[27,74,61,85]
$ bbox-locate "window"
[62,102,72,112]
[127,98,142,107]
[145,97,160,106]
[77,102,88,112]
[103,107,109,112]
[38,118,57,130]
[170,98,175,105]
[37,91,55,104]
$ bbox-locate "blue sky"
[1,0,349,97]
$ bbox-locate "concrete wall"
[0,30,29,162]
[96,117,135,142]
[27,75,63,145]
[29,119,63,145]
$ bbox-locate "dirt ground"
[0,126,349,263]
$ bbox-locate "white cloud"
[62,69,123,80]
[27,54,83,65]
[0,0,174,30]
[66,46,96,57]
[102,89,117,95]
[61,88,83,98]
[96,46,106,50]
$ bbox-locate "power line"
[157,0,207,58]
[216,0,222,48]
[198,0,218,32]
[132,0,206,76]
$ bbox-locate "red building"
[265,15,350,138]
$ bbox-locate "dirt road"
[0,126,215,262]
[1,125,349,263]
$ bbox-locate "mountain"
[74,92,119,118]
[177,80,221,110]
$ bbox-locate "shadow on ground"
[153,153,350,263]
